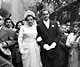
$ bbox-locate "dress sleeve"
[18,26,24,54]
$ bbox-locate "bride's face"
[27,16,34,26]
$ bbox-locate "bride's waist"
[23,38,36,41]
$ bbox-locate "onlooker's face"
[73,25,79,33]
[42,10,49,21]
[60,24,67,33]
[0,16,4,27]
[6,20,13,28]
[17,22,23,29]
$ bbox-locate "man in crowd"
[0,15,15,67]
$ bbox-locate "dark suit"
[0,27,16,67]
[12,30,23,67]
[37,20,61,67]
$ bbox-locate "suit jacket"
[37,20,60,46]
[37,19,60,58]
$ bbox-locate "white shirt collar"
[43,19,50,29]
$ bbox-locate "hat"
[24,10,36,19]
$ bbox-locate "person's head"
[72,21,80,33]
[15,21,24,30]
[0,15,4,27]
[36,2,43,11]
[4,18,14,28]
[24,10,36,26]
[60,24,67,33]
[41,9,50,21]
[22,20,26,25]
[65,21,71,33]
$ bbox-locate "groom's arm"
[36,25,45,47]
[37,24,53,50]
[36,31,51,50]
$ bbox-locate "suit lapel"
[41,20,53,32]
[42,19,52,30]
[41,20,48,31]
[49,20,52,29]
[40,20,49,37]
[42,20,48,30]
[41,20,54,38]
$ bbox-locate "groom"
[37,9,61,67]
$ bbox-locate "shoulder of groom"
[50,20,57,25]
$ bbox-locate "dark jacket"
[37,20,60,58]
[37,20,60,47]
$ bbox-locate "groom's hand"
[43,44,51,50]
[37,37,42,42]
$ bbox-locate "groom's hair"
[40,9,50,15]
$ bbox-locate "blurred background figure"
[66,21,80,67]
[59,24,70,67]
[0,15,14,67]
[10,20,24,67]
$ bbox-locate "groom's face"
[42,10,49,21]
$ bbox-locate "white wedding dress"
[18,24,41,67]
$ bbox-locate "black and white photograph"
[0,0,80,67]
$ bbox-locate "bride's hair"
[25,15,36,21]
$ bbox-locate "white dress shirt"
[43,19,50,29]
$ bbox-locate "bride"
[18,10,42,67]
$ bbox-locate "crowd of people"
[0,1,80,67]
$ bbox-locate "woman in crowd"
[66,21,80,67]
[15,21,24,35]
[18,10,42,67]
